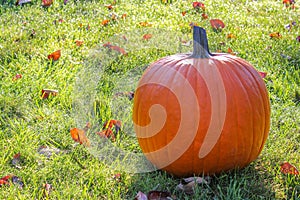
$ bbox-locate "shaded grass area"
[0,0,299,199]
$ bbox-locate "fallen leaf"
[15,0,31,6]
[70,122,91,147]
[110,12,118,20]
[135,191,148,200]
[114,91,134,100]
[43,183,53,198]
[12,176,24,189]
[104,4,113,10]
[176,176,209,195]
[12,74,22,81]
[38,145,61,158]
[269,32,282,39]
[47,50,61,61]
[192,2,205,10]
[147,191,173,200]
[113,173,121,182]
[139,22,152,27]
[41,89,58,99]
[42,0,53,7]
[201,13,208,19]
[210,19,225,30]
[280,162,299,175]
[103,42,127,55]
[121,13,127,19]
[258,71,267,78]
[181,11,187,16]
[12,153,22,169]
[227,33,236,39]
[0,175,12,187]
[101,19,110,26]
[143,34,152,40]
[75,40,84,46]
[103,119,121,134]
[227,47,236,55]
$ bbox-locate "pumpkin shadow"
[125,163,276,199]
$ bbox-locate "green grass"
[0,0,299,199]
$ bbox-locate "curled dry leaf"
[41,89,58,99]
[139,22,152,27]
[15,0,31,6]
[210,19,225,30]
[227,33,236,39]
[12,153,22,169]
[201,13,208,19]
[135,191,148,200]
[42,0,53,7]
[104,4,113,10]
[269,32,282,39]
[103,42,127,55]
[0,175,12,186]
[280,162,299,175]
[43,183,53,198]
[258,71,267,79]
[134,190,174,200]
[192,2,205,10]
[176,177,209,195]
[114,91,134,100]
[47,50,61,61]
[12,74,22,81]
[75,40,84,46]
[70,122,91,147]
[38,145,61,158]
[101,19,110,26]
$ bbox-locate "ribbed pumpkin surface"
[132,27,270,177]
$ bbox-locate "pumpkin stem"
[191,26,211,58]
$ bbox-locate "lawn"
[0,0,299,199]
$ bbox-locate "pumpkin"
[132,26,270,177]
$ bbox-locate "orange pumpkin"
[132,26,270,177]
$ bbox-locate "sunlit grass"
[0,0,299,199]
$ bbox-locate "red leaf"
[201,13,208,19]
[47,50,61,61]
[104,4,113,10]
[192,2,205,10]
[258,71,267,78]
[41,89,58,99]
[42,0,53,7]
[280,162,299,175]
[142,34,152,40]
[210,19,225,30]
[0,175,12,186]
[12,74,22,81]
